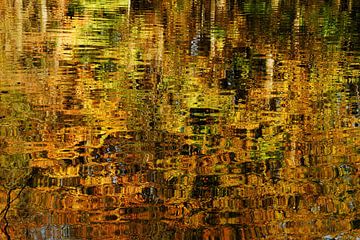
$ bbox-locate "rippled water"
[0,0,359,239]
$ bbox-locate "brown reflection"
[0,0,360,239]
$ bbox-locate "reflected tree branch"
[0,171,33,240]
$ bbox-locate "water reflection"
[0,0,359,239]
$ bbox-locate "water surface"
[0,0,360,239]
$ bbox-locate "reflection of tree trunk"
[58,0,66,19]
[337,0,352,11]
[286,135,297,167]
[262,56,274,116]
[14,0,23,53]
[53,0,67,73]
[264,57,274,88]
[40,0,47,32]
[271,0,279,10]
[335,0,340,8]
[128,0,131,16]
[210,0,215,58]
[293,0,300,50]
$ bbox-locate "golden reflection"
[0,0,359,239]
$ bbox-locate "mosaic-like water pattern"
[0,0,359,239]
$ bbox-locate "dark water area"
[0,0,360,239]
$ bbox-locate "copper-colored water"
[0,0,359,239]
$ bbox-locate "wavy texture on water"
[0,0,360,239]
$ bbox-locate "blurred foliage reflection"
[0,0,360,239]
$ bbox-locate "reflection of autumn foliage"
[0,0,359,239]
